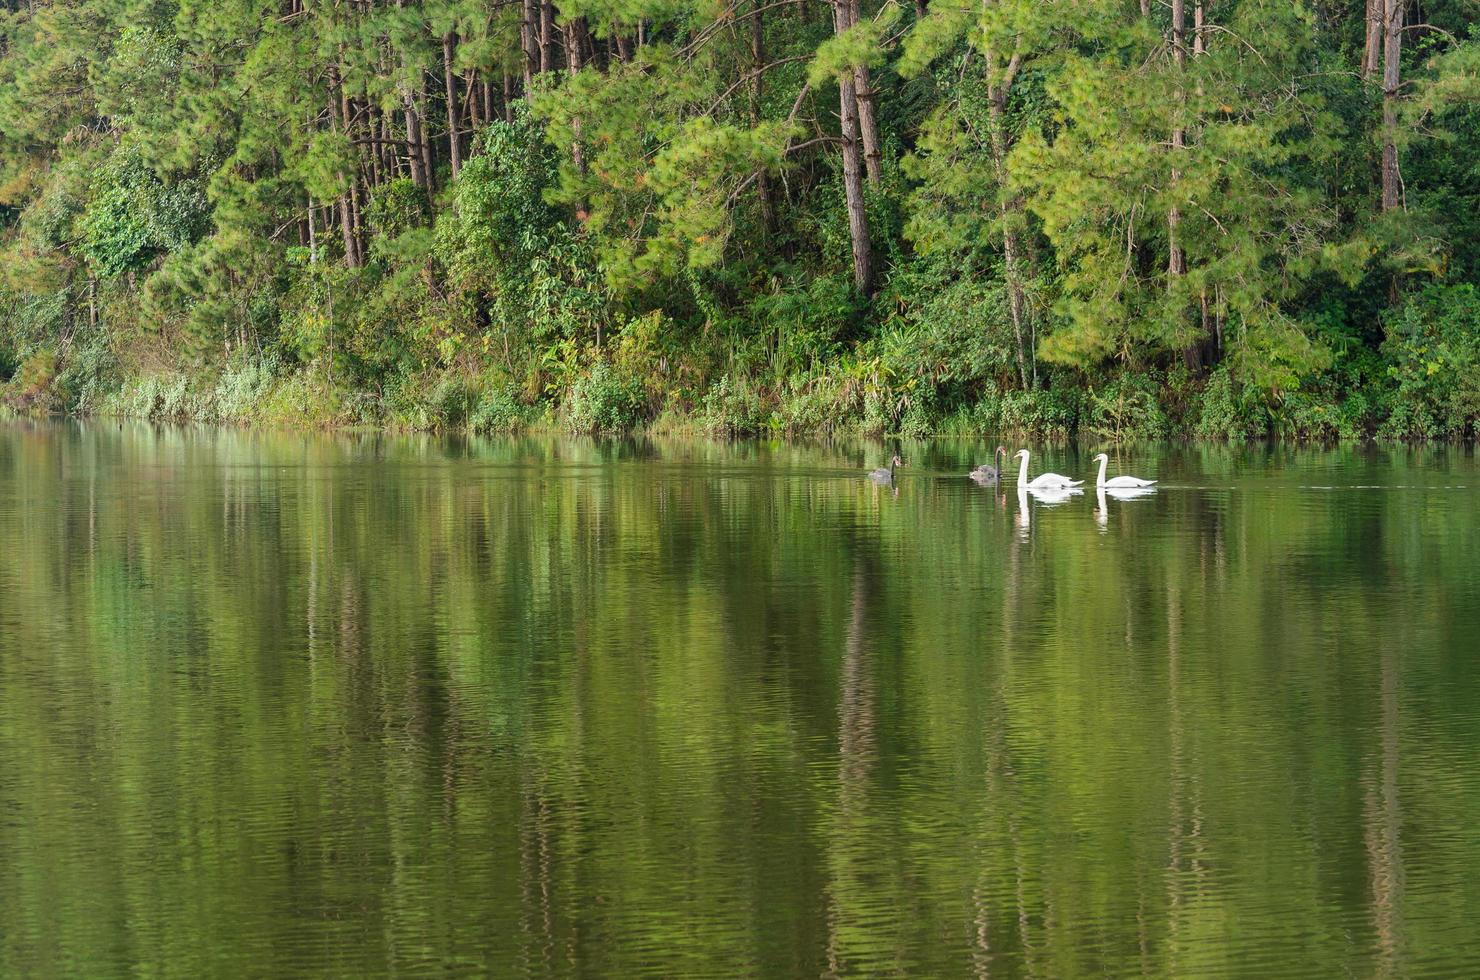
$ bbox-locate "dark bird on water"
[970,446,1009,482]
[869,455,904,482]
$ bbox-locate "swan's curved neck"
[1017,451,1030,484]
[1096,456,1108,487]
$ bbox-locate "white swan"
[1092,453,1156,489]
[1014,449,1082,490]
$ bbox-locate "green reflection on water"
[1,421,1478,977]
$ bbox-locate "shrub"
[701,375,771,435]
[1378,284,1480,439]
[985,375,1084,440]
[79,148,207,278]
[1086,372,1170,441]
[365,178,430,241]
[1193,367,1266,440]
[470,381,529,434]
[56,328,117,414]
[565,361,647,432]
[3,350,61,414]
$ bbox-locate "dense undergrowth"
[6,284,1477,443]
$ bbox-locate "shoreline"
[3,365,1472,445]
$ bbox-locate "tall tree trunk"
[1168,0,1186,281]
[465,69,481,133]
[831,0,872,295]
[307,198,318,264]
[539,1,555,74]
[751,8,774,231]
[521,0,538,88]
[1381,0,1403,212]
[395,0,428,189]
[987,51,1030,389]
[1364,0,1383,78]
[1186,0,1219,373]
[442,31,462,180]
[329,69,362,268]
[847,0,882,184]
[417,86,436,189]
[366,102,382,187]
[564,19,586,175]
[337,193,359,268]
[403,89,428,189]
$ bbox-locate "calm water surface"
[1,421,1478,977]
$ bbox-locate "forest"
[1,0,1478,439]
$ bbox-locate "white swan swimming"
[1092,453,1157,489]
[1014,449,1083,490]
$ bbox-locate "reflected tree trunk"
[823,560,878,976]
[1365,644,1404,976]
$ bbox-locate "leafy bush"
[79,148,207,278]
[565,361,648,432]
[745,273,858,375]
[365,178,430,241]
[211,357,277,420]
[974,375,1083,440]
[1193,367,1267,440]
[701,375,771,435]
[1273,390,1369,441]
[56,328,117,414]
[1086,372,1170,441]
[2,350,60,414]
[1378,284,1480,439]
[470,381,530,434]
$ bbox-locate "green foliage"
[700,375,771,435]
[1,349,60,414]
[1379,284,1480,439]
[470,381,531,435]
[365,178,430,242]
[1086,373,1170,442]
[565,360,648,432]
[1,0,1477,440]
[1193,367,1267,441]
[56,327,117,414]
[79,149,207,278]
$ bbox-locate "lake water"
[2,420,1478,977]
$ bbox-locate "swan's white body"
[1104,485,1158,499]
[1092,453,1156,489]
[1015,450,1082,490]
